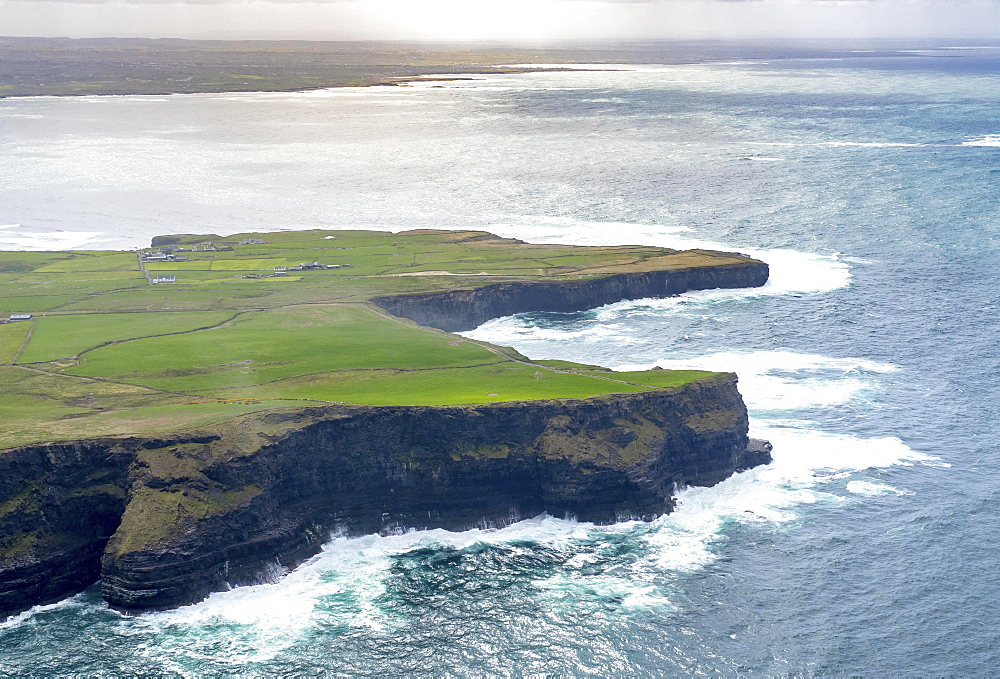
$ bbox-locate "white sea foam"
[0,226,110,251]
[497,63,640,71]
[750,140,929,148]
[467,320,642,346]
[961,134,1000,147]
[123,344,932,660]
[533,573,671,610]
[642,422,934,571]
[618,350,897,412]
[483,216,852,298]
[846,480,913,497]
[0,592,88,631]
[129,418,935,658]
[135,516,604,663]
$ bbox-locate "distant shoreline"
[3,36,952,100]
[0,68,604,100]
[0,38,648,99]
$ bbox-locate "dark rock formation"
[0,439,139,619]
[0,375,770,618]
[0,253,773,618]
[372,256,769,332]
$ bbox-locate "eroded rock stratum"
[2,376,770,616]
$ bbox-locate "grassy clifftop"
[0,228,763,449]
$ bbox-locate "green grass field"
[18,311,238,363]
[0,228,755,449]
[68,305,507,391]
[194,363,654,406]
[0,323,31,363]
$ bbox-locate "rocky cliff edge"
[0,375,770,617]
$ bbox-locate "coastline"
[0,69,598,100]
[0,230,772,617]
[2,376,771,617]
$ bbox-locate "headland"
[0,228,771,616]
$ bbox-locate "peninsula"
[0,228,771,617]
[0,38,867,99]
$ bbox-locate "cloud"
[2,0,999,40]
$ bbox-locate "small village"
[138,238,348,284]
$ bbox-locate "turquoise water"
[1,45,999,674]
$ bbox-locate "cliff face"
[372,260,769,332]
[0,255,773,618]
[0,439,142,618]
[0,434,224,619]
[0,375,770,617]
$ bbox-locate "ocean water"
[2,45,999,674]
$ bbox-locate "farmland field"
[0,228,756,448]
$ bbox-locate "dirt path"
[11,318,35,364]
[138,252,152,284]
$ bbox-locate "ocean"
[1,44,998,674]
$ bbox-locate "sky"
[2,0,1000,41]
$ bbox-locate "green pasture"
[0,323,31,363]
[0,295,81,313]
[0,252,77,274]
[165,272,303,285]
[0,228,752,449]
[57,285,278,312]
[0,279,147,297]
[13,271,146,282]
[68,305,506,391]
[199,362,655,406]
[145,261,213,271]
[33,252,139,273]
[582,369,722,388]
[387,262,545,275]
[535,359,609,371]
[19,311,238,363]
[209,258,287,271]
[0,366,293,448]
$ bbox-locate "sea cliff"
[0,374,770,617]
[372,256,769,331]
[0,230,773,618]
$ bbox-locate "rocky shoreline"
[0,258,772,618]
[373,256,769,332]
[2,377,770,617]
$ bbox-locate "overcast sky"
[2,0,1000,41]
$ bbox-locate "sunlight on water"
[1,47,995,674]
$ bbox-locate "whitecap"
[617,350,897,413]
[134,515,603,663]
[0,227,109,251]
[533,573,671,610]
[845,480,913,497]
[467,321,639,345]
[751,140,929,148]
[962,134,1000,147]
[496,63,640,71]
[0,592,90,630]
[642,421,936,571]
[121,417,938,660]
